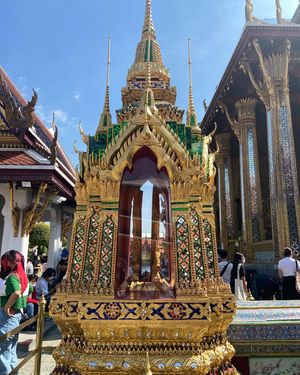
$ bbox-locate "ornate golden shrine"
[50,1,237,374]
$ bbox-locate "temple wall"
[0,183,31,263]
[229,300,300,374]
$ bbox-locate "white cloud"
[20,85,29,98]
[74,94,80,100]
[35,104,50,124]
[54,109,68,123]
[35,105,68,125]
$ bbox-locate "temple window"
[116,147,173,299]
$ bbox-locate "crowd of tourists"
[218,247,300,301]
[0,249,68,374]
[0,244,299,373]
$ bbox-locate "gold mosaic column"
[235,99,265,259]
[219,99,264,261]
[241,39,300,258]
[215,132,235,251]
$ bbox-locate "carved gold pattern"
[215,133,235,250]
[22,183,57,236]
[219,100,264,260]
[61,216,73,242]
[12,204,20,237]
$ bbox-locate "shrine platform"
[229,300,300,374]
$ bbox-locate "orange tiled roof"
[0,151,38,165]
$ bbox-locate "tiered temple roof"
[79,0,208,174]
[0,67,76,199]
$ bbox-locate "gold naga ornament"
[50,1,237,374]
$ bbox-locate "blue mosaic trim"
[234,300,300,322]
[228,323,300,341]
[237,300,300,308]
[234,308,300,322]
[236,344,300,355]
[79,302,210,321]
[55,300,210,321]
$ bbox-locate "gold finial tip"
[106,36,111,86]
[142,0,155,38]
[187,37,197,126]
[144,351,153,375]
[97,37,112,130]
[188,38,192,65]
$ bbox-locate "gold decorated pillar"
[241,39,300,258]
[235,99,265,255]
[220,99,264,260]
[215,132,236,251]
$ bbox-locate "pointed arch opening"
[115,146,174,299]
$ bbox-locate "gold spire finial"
[188,38,195,114]
[122,0,177,108]
[131,26,160,126]
[103,36,111,113]
[146,32,152,89]
[96,37,112,132]
[142,0,155,39]
[186,38,198,128]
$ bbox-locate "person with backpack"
[0,250,29,374]
[218,250,233,285]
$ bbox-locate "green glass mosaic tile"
[191,133,198,144]
[108,128,113,144]
[167,121,177,133]
[102,113,107,127]
[144,40,153,62]
[185,127,192,151]
[114,124,120,139]
[178,124,185,144]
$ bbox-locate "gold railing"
[0,296,46,375]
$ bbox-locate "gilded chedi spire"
[121,0,176,107]
[135,0,161,64]
[142,0,156,40]
[97,37,112,132]
[131,31,161,126]
[186,38,198,129]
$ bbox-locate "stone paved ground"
[17,319,61,375]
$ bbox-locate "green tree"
[29,223,50,255]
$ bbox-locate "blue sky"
[1,0,298,167]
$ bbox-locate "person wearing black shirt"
[56,249,69,283]
[230,252,247,297]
